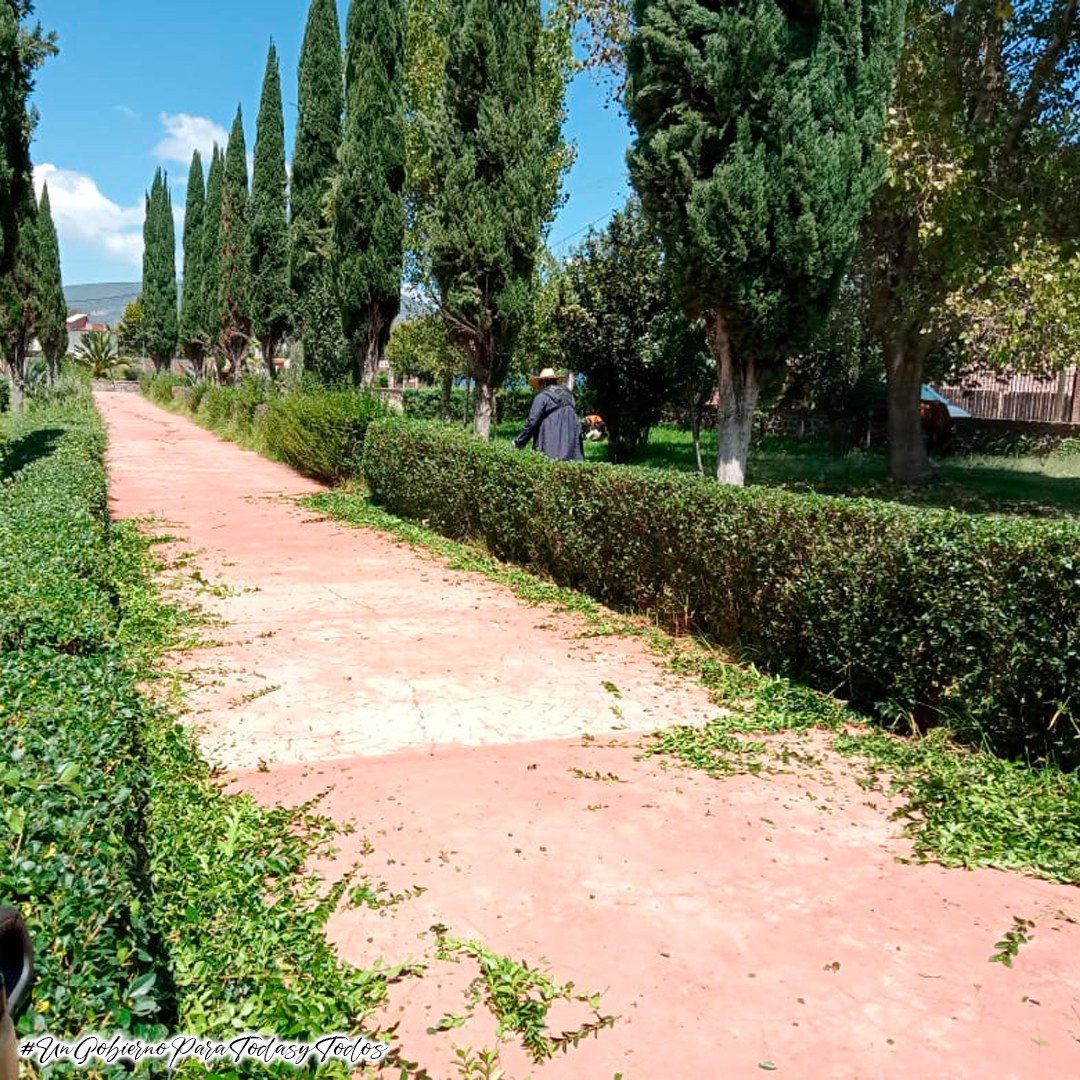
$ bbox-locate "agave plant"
[75,331,118,378]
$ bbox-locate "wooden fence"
[933,367,1080,423]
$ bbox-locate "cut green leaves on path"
[305,486,1080,886]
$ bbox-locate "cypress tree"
[0,0,26,279]
[219,107,251,384]
[0,184,37,411]
[626,0,904,485]
[202,145,224,373]
[141,168,179,374]
[291,0,346,382]
[179,150,207,375]
[251,42,290,380]
[429,0,561,438]
[35,182,67,383]
[1,0,54,410]
[333,0,406,386]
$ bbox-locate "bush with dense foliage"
[363,419,1079,768]
[402,385,534,425]
[143,373,389,484]
[259,389,388,482]
[0,398,166,1036]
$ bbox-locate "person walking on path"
[514,368,584,461]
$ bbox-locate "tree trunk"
[885,334,932,482]
[440,366,453,421]
[690,397,704,475]
[260,336,280,381]
[2,356,25,414]
[46,351,60,386]
[704,310,759,486]
[223,335,247,385]
[360,302,389,389]
[466,329,495,439]
[473,377,496,440]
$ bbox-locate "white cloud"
[114,105,138,119]
[34,163,144,267]
[154,112,229,166]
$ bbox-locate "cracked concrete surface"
[98,396,716,770]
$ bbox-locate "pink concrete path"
[97,393,1080,1080]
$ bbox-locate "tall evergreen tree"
[179,150,207,375]
[202,145,225,374]
[141,168,178,374]
[0,0,26,280]
[251,42,290,380]
[334,0,407,386]
[291,0,346,381]
[218,106,251,383]
[626,0,905,484]
[35,182,67,383]
[429,0,562,438]
[0,183,37,411]
[1,0,54,411]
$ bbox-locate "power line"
[550,211,615,250]
[63,288,141,306]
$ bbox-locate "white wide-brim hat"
[529,367,560,390]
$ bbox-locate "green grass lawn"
[493,421,1080,519]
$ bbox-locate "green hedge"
[0,400,166,1038]
[402,385,535,424]
[363,419,1080,768]
[259,389,388,483]
[0,400,115,652]
[143,374,388,484]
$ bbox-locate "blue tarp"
[921,385,971,420]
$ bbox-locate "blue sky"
[30,1,632,286]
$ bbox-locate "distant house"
[66,313,109,355]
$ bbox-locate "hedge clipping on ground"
[363,419,1080,768]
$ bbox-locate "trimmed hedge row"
[0,400,166,1037]
[363,420,1080,768]
[258,389,387,482]
[142,374,388,483]
[0,404,115,652]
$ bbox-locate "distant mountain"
[63,282,140,328]
[62,281,430,331]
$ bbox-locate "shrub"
[0,400,165,1038]
[402,385,534,424]
[260,388,388,483]
[0,650,165,1036]
[0,399,116,652]
[142,371,186,406]
[194,384,241,431]
[403,386,465,420]
[363,419,1080,768]
[187,379,210,413]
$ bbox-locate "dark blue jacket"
[514,387,584,461]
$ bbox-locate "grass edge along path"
[307,488,1080,887]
